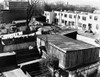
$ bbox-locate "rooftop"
[78,30,100,39]
[37,34,96,52]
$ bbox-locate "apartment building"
[54,10,77,28]
[77,12,100,34]
[44,11,55,24]
[44,10,100,34]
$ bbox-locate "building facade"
[3,0,29,10]
[44,10,100,34]
[0,0,28,23]
[44,11,55,24]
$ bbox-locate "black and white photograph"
[0,0,100,77]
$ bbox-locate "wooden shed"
[37,34,99,70]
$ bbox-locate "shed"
[37,34,99,69]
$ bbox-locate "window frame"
[82,16,86,21]
[64,14,67,17]
[69,14,72,18]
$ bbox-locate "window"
[62,20,64,23]
[90,15,92,19]
[55,13,57,16]
[65,21,67,25]
[46,13,49,16]
[69,15,72,18]
[55,18,58,23]
[74,15,76,18]
[64,14,67,17]
[47,19,49,23]
[83,24,86,30]
[94,16,98,20]
[96,24,99,30]
[45,13,46,16]
[88,24,92,33]
[72,21,74,25]
[88,24,92,30]
[68,21,71,26]
[82,16,86,21]
[78,16,80,19]
[61,13,63,16]
[78,23,82,27]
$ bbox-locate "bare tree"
[43,1,97,12]
[26,0,44,32]
[26,0,44,25]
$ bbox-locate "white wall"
[77,34,100,57]
[44,11,55,24]
[44,10,100,34]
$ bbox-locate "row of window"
[55,18,99,30]
[64,14,87,21]
[78,23,99,30]
[55,13,98,21]
[62,19,99,30]
[61,20,75,26]
[78,16,98,21]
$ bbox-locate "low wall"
[77,34,100,57]
[3,42,36,52]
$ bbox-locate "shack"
[37,34,100,77]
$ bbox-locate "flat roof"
[78,31,100,39]
[42,26,77,34]
[37,35,97,52]
[56,28,77,35]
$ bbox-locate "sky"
[45,0,100,9]
[0,0,100,9]
[0,0,3,3]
